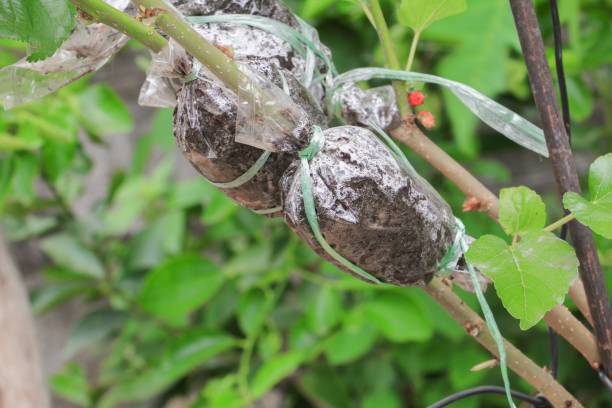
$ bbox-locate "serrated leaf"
[466,231,578,329]
[138,254,224,326]
[398,0,467,33]
[0,0,76,61]
[433,0,517,157]
[98,331,236,408]
[498,186,547,236]
[250,351,305,399]
[563,153,612,239]
[79,84,133,135]
[363,292,433,342]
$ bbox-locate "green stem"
[238,336,255,401]
[11,111,73,143]
[404,30,421,72]
[70,0,167,52]
[544,212,577,232]
[366,0,410,117]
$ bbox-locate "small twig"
[425,278,582,408]
[363,0,597,375]
[366,0,411,117]
[544,213,576,233]
[509,0,612,376]
[405,31,421,72]
[71,0,167,52]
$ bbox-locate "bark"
[0,233,49,408]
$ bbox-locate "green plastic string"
[367,121,416,174]
[185,14,337,86]
[299,126,381,284]
[182,18,516,407]
[456,218,516,408]
[331,67,549,158]
[210,150,271,189]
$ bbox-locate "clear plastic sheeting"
[335,84,400,131]
[331,68,549,157]
[139,14,332,110]
[282,125,457,287]
[234,64,313,152]
[0,0,131,109]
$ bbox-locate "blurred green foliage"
[0,0,611,407]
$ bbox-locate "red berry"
[417,110,436,129]
[408,91,425,107]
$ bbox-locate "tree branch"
[508,0,612,376]
[366,0,596,368]
[425,278,582,408]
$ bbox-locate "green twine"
[181,16,516,407]
[184,59,201,83]
[298,126,380,284]
[185,14,337,88]
[456,218,516,408]
[209,150,271,189]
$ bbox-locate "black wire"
[426,386,549,408]
[546,0,567,385]
[549,0,571,243]
[548,326,559,378]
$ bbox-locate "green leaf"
[50,363,91,407]
[2,215,57,241]
[466,231,578,329]
[0,0,76,61]
[362,390,402,408]
[299,367,352,408]
[78,84,134,135]
[31,282,93,314]
[65,309,127,357]
[325,321,378,365]
[498,186,547,236]
[238,289,268,336]
[432,0,517,157]
[41,234,105,279]
[127,210,186,270]
[563,153,612,239]
[138,254,224,326]
[98,330,236,408]
[250,351,305,399]
[398,0,467,33]
[363,292,433,342]
[306,287,343,336]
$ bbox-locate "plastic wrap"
[336,84,400,131]
[174,58,326,214]
[172,0,298,26]
[281,125,456,287]
[140,4,331,110]
[331,68,549,157]
[0,0,130,109]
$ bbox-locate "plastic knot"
[184,60,202,83]
[299,126,325,161]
